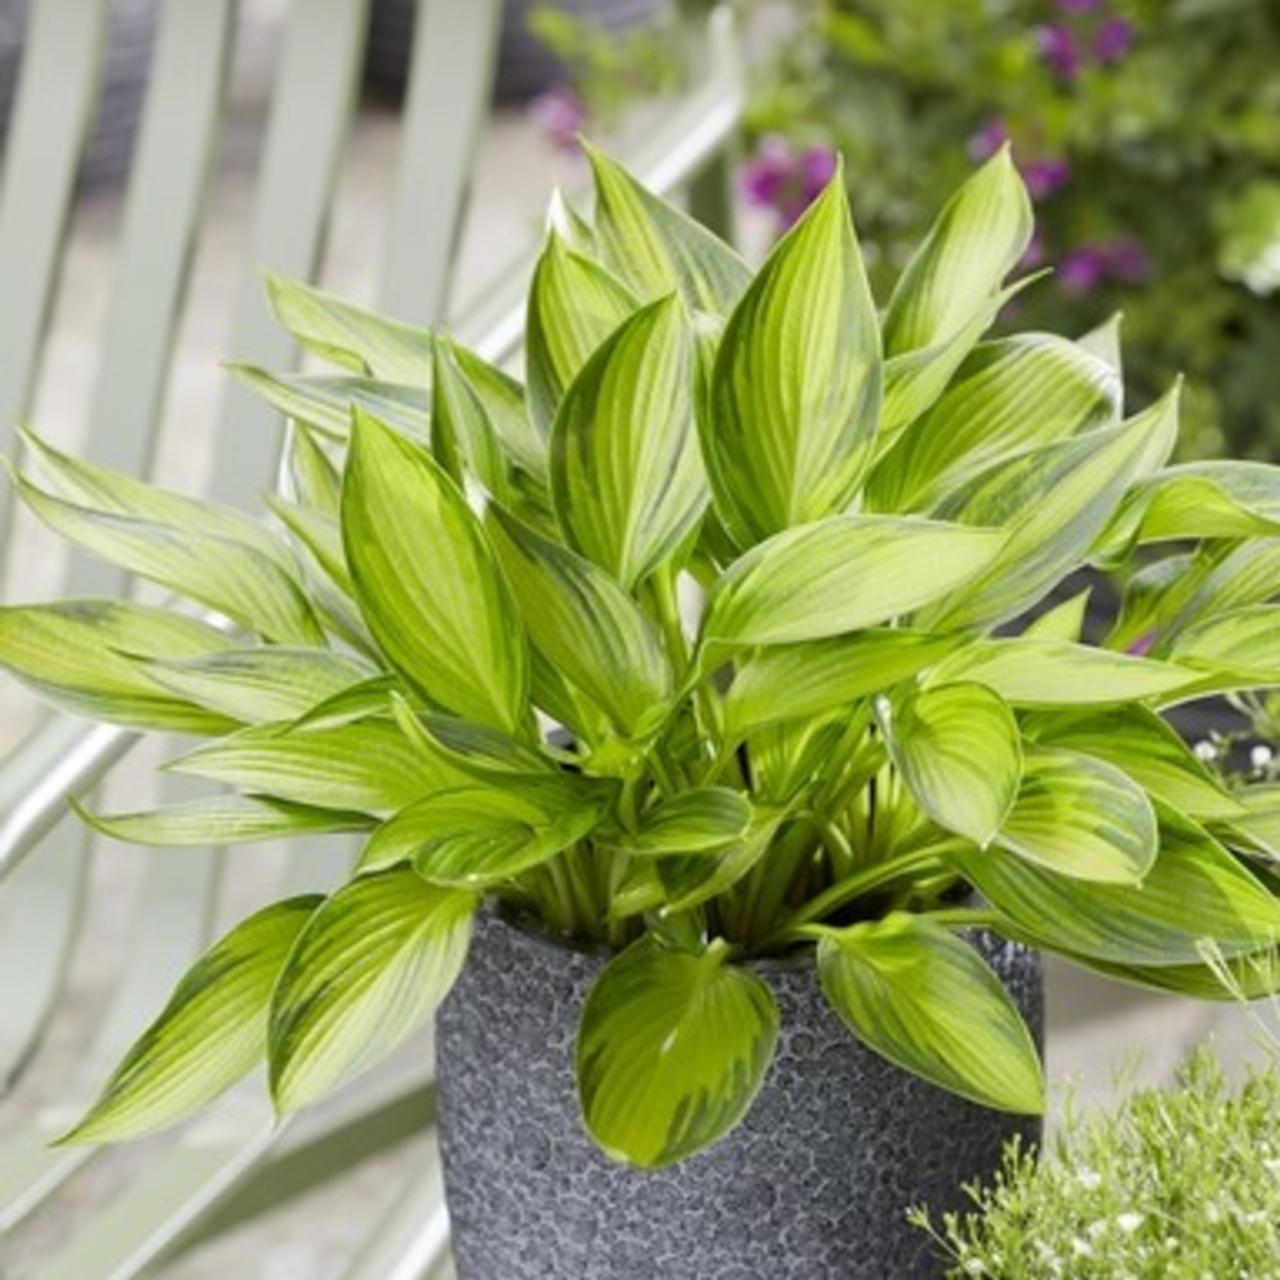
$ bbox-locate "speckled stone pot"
[436,911,1044,1279]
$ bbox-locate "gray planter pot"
[437,910,1044,1279]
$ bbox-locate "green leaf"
[883,147,1032,356]
[868,334,1120,514]
[878,682,1021,847]
[137,648,373,724]
[269,870,475,1112]
[264,274,432,382]
[169,719,471,813]
[551,294,705,588]
[60,897,319,1143]
[611,787,752,856]
[266,497,352,592]
[702,172,881,547]
[526,233,640,438]
[342,410,530,733]
[1214,786,1280,860]
[960,806,1280,966]
[360,785,605,883]
[994,746,1157,884]
[287,424,342,518]
[656,811,787,911]
[14,476,322,645]
[447,343,548,485]
[577,936,778,1167]
[726,629,967,739]
[1024,707,1244,821]
[1076,311,1124,379]
[817,913,1044,1114]
[922,388,1180,630]
[928,638,1193,705]
[486,504,672,739]
[76,794,373,846]
[701,515,1005,649]
[0,600,236,732]
[1168,605,1280,681]
[1022,588,1091,642]
[584,144,752,315]
[231,365,431,443]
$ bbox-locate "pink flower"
[741,135,838,231]
[1094,16,1135,63]
[1060,245,1108,294]
[1038,22,1082,79]
[969,117,1010,162]
[1104,236,1149,283]
[1054,0,1100,10]
[529,86,587,155]
[1022,157,1071,199]
[1125,631,1158,657]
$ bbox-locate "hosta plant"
[5,144,1280,1169]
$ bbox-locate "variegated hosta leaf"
[1022,587,1092,642]
[61,897,320,1143]
[883,147,1032,358]
[551,295,705,588]
[360,785,606,883]
[230,365,430,443]
[577,936,778,1167]
[1148,539,1280,651]
[1101,461,1280,551]
[169,719,471,813]
[77,794,373,846]
[267,497,352,593]
[726,629,968,740]
[447,343,548,486]
[584,144,752,315]
[994,746,1157,884]
[656,812,786,911]
[877,682,1021,848]
[923,388,1180,631]
[868,334,1121,514]
[817,914,1044,1114]
[1076,312,1124,380]
[1024,707,1244,821]
[701,515,1005,650]
[269,870,475,1112]
[288,424,342,518]
[703,172,881,548]
[526,232,640,437]
[264,274,432,382]
[1168,605,1280,680]
[609,787,752,856]
[285,676,398,733]
[929,637,1193,705]
[1216,785,1280,859]
[137,648,373,724]
[15,472,322,646]
[342,410,530,734]
[960,806,1280,966]
[485,504,673,740]
[0,600,236,732]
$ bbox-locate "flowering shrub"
[743,0,1280,458]
[910,1047,1280,1278]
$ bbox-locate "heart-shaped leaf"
[818,913,1044,1113]
[611,787,752,856]
[577,936,778,1167]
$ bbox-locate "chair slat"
[0,0,108,557]
[378,0,501,323]
[206,0,372,507]
[339,1155,450,1280]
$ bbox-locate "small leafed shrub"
[911,1047,1280,1279]
[3,145,1280,1169]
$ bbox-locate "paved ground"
[1,4,1276,1277]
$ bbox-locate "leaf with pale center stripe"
[702,171,881,548]
[701,515,1004,650]
[610,787,752,856]
[269,870,475,1112]
[0,600,236,732]
[551,294,705,587]
[486,504,672,739]
[61,897,320,1143]
[527,233,640,437]
[342,410,530,734]
[994,746,1157,883]
[577,936,778,1167]
[1168,606,1280,682]
[878,682,1021,847]
[818,913,1044,1114]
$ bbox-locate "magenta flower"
[1094,16,1135,63]
[968,117,1010,162]
[741,135,838,231]
[1060,245,1108,294]
[1104,236,1149,283]
[1038,23,1082,79]
[1022,157,1071,200]
[529,85,588,155]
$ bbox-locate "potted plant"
[4,145,1280,1277]
[912,1041,1280,1277]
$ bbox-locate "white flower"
[1116,1212,1144,1233]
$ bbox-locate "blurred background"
[0,1,1278,1277]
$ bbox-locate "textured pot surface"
[437,911,1044,1280]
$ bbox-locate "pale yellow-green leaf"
[818,913,1044,1113]
[1168,605,1280,681]
[577,936,778,1167]
[611,787,752,856]
[1022,588,1092,642]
